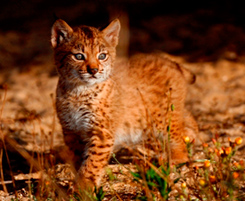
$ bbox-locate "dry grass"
[0,55,245,200]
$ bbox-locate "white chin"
[79,75,107,86]
[80,78,100,86]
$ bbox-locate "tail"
[177,63,196,84]
[159,53,196,84]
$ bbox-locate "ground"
[0,5,245,200]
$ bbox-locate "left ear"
[51,19,73,48]
[102,19,121,47]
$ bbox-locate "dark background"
[1,0,245,194]
[1,0,245,71]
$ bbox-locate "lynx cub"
[51,19,198,188]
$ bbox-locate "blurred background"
[1,0,245,72]
[1,1,245,195]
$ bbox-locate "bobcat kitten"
[51,19,198,188]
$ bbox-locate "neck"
[57,78,111,98]
[58,79,94,94]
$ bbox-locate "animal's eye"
[74,53,85,60]
[98,53,106,60]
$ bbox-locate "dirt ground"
[0,2,245,200]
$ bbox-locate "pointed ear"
[102,19,121,47]
[51,19,73,48]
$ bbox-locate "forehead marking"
[73,26,105,53]
[99,44,106,52]
[74,43,84,52]
[80,26,96,39]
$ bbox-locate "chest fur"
[56,81,117,134]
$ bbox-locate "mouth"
[79,73,96,79]
[90,75,97,79]
[78,74,98,84]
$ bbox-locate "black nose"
[87,65,98,75]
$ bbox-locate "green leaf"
[161,167,167,175]
[174,177,180,184]
[146,168,156,180]
[131,171,142,179]
[94,186,105,201]
[136,196,148,201]
[171,104,175,111]
[147,181,158,188]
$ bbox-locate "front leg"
[76,129,114,189]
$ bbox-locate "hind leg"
[166,110,189,164]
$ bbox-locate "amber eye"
[98,53,106,60]
[74,53,85,60]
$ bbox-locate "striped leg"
[76,129,114,189]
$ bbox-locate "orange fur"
[51,19,198,189]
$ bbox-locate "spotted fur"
[51,19,198,189]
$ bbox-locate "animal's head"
[51,19,120,86]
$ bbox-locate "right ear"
[51,19,73,48]
[102,19,121,47]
